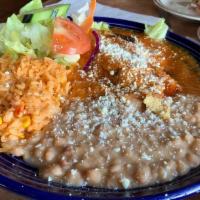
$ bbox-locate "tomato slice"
[52,18,91,55]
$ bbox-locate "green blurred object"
[92,21,110,31]
[0,14,52,58]
[144,19,169,40]
[21,4,70,23]
[20,0,43,14]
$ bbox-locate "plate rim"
[153,0,200,21]
[0,16,200,200]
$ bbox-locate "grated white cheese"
[141,152,152,161]
[48,176,53,182]
[110,70,115,76]
[100,36,159,69]
[90,147,94,152]
[121,177,130,189]
[71,169,78,176]
[113,147,121,153]
[4,71,10,75]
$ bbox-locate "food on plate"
[144,19,168,40]
[21,4,70,23]
[0,56,70,143]
[19,0,43,14]
[20,0,69,23]
[190,0,200,14]
[92,21,110,31]
[0,0,200,189]
[52,18,91,55]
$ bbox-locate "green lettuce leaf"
[21,22,52,57]
[144,19,168,40]
[20,0,43,14]
[54,54,80,67]
[0,14,52,58]
[0,14,35,58]
[92,21,110,31]
[0,23,4,53]
[0,23,4,30]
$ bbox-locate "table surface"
[0,0,199,199]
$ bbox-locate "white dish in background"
[198,26,200,39]
[154,0,200,21]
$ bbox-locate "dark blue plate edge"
[95,17,200,61]
[0,16,199,200]
[0,173,200,200]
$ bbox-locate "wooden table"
[0,0,199,199]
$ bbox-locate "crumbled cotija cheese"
[100,36,159,69]
[71,169,78,176]
[121,177,130,189]
[47,93,199,151]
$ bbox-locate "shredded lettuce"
[54,54,80,67]
[0,23,4,54]
[0,0,79,66]
[144,19,168,40]
[21,22,52,57]
[92,22,110,31]
[0,14,52,58]
[0,23,4,30]
[0,15,35,58]
[19,0,43,14]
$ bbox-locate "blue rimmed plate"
[0,17,200,200]
[154,0,200,21]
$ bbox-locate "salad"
[0,0,168,68]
